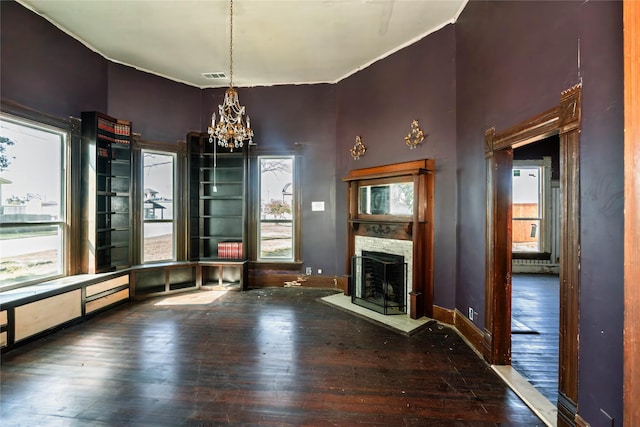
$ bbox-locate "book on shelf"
[96,117,130,144]
[217,241,243,259]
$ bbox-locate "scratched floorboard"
[1,288,543,426]
[511,273,560,405]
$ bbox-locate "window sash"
[0,113,68,290]
[512,159,551,255]
[258,156,295,261]
[141,150,176,263]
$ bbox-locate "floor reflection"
[254,305,298,407]
[155,290,228,306]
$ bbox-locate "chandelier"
[208,0,253,152]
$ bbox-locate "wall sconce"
[404,119,425,149]
[350,135,366,159]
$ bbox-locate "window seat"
[0,271,131,352]
[0,260,250,352]
[0,272,126,307]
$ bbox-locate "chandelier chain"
[229,0,234,87]
[208,0,253,153]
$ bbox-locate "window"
[0,114,67,290]
[512,157,551,255]
[142,151,175,262]
[258,156,295,260]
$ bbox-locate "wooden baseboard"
[433,304,455,324]
[431,305,484,356]
[557,392,579,427]
[453,308,484,355]
[575,414,590,427]
[298,276,339,288]
[248,273,339,289]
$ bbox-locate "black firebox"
[351,251,407,315]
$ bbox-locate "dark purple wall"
[0,1,107,117]
[202,85,338,274]
[1,0,625,422]
[575,2,624,423]
[456,0,623,422]
[335,25,458,309]
[107,63,202,144]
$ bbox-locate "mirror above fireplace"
[358,181,414,216]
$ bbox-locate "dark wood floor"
[1,288,544,426]
[512,273,560,405]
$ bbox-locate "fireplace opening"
[351,251,407,315]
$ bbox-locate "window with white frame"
[512,157,552,255]
[0,114,68,290]
[142,150,175,263]
[258,156,295,260]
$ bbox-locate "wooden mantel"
[342,159,435,319]
[342,159,432,182]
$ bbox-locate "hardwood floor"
[1,288,544,426]
[511,274,560,405]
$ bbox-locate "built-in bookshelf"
[130,262,197,297]
[81,112,132,274]
[187,132,247,262]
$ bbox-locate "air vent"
[203,72,227,80]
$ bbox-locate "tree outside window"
[259,157,294,260]
[0,115,66,290]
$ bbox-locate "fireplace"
[352,251,407,315]
[343,159,434,319]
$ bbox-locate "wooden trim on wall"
[575,414,590,427]
[484,148,513,365]
[557,85,581,427]
[432,306,483,356]
[0,101,83,276]
[432,304,454,325]
[492,107,560,151]
[342,159,431,181]
[247,272,338,289]
[454,309,484,355]
[624,1,640,425]
[485,85,582,427]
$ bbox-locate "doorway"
[484,85,581,426]
[510,136,561,404]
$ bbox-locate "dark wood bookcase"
[81,112,132,274]
[187,133,248,289]
[130,262,198,297]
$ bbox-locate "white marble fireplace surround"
[354,235,413,316]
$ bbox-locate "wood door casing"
[483,141,513,365]
[624,1,640,425]
[484,85,581,425]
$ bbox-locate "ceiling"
[17,0,467,89]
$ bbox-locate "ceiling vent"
[203,72,227,80]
